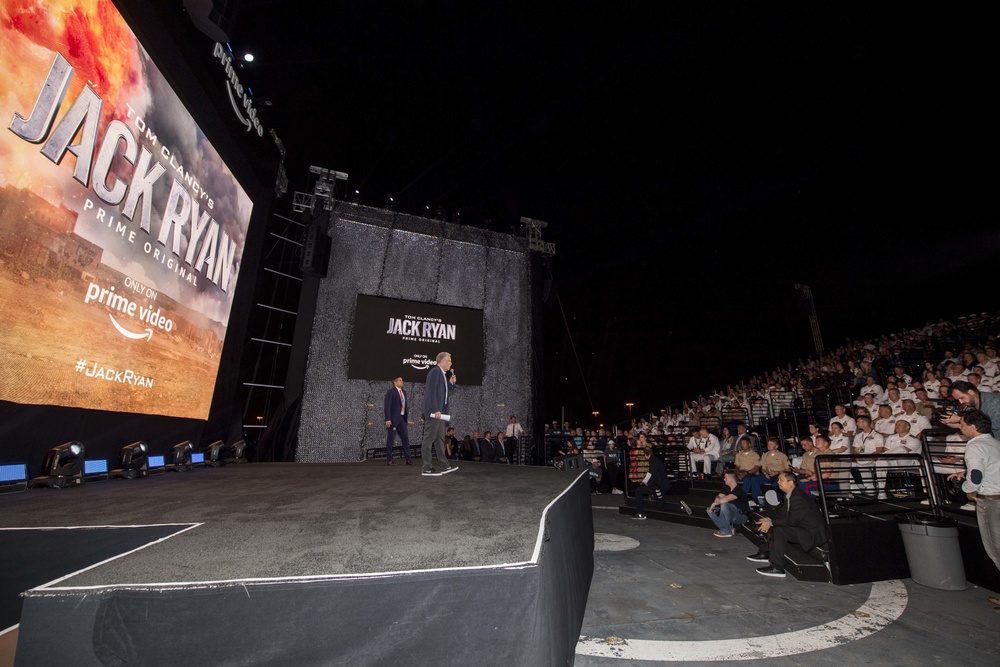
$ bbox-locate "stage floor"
[1,461,577,588]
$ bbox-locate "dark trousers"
[606,464,620,490]
[386,419,411,461]
[635,482,682,514]
[421,418,449,470]
[768,525,818,570]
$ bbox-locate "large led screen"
[348,295,484,385]
[0,0,253,419]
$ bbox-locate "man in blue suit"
[421,352,458,476]
[384,375,413,466]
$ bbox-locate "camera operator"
[941,381,1000,441]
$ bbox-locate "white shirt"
[829,434,851,455]
[855,431,884,455]
[962,433,1000,495]
[861,383,885,402]
[690,434,721,457]
[896,412,931,437]
[874,416,897,436]
[830,413,857,436]
[884,434,921,454]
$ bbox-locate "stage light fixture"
[201,440,226,467]
[110,441,149,479]
[165,440,194,472]
[243,53,254,62]
[224,439,248,464]
[0,463,29,494]
[28,441,85,489]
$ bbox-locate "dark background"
[213,1,994,426]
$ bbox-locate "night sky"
[229,2,996,426]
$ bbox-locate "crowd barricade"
[921,428,970,510]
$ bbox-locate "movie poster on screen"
[348,295,484,385]
[0,0,253,419]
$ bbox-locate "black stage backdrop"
[296,203,534,462]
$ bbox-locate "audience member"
[588,458,604,494]
[829,404,856,438]
[748,471,828,578]
[735,437,762,502]
[479,430,496,463]
[896,399,931,438]
[873,404,897,436]
[852,416,884,491]
[632,446,692,520]
[494,431,509,463]
[688,426,721,478]
[752,437,790,503]
[708,471,751,537]
[874,420,922,497]
[604,439,623,494]
[716,426,737,474]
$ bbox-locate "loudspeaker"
[553,453,584,471]
[300,221,332,277]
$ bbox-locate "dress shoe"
[405,460,413,466]
[387,460,396,466]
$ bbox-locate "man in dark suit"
[749,471,828,577]
[421,352,458,476]
[383,375,412,466]
[479,431,496,463]
[494,432,510,463]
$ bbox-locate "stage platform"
[2,462,593,666]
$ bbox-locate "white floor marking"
[594,533,640,552]
[576,579,908,662]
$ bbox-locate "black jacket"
[770,486,827,551]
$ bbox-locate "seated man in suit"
[748,471,828,578]
[479,430,496,463]
[494,431,510,463]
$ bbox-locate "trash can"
[895,513,966,591]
